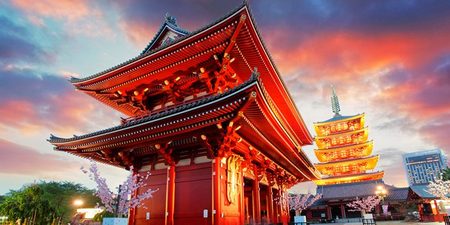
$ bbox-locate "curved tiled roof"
[49,71,259,143]
[321,114,362,123]
[70,2,247,84]
[140,15,190,55]
[317,180,385,200]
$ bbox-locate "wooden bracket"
[155,141,176,166]
[199,134,215,159]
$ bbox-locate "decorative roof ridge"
[314,140,373,152]
[315,154,379,166]
[315,126,368,139]
[70,2,247,84]
[49,71,258,143]
[140,13,190,55]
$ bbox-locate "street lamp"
[73,199,84,207]
[375,185,388,216]
[375,185,387,200]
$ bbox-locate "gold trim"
[314,171,384,186]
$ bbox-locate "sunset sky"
[1,0,449,194]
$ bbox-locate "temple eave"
[314,171,385,186]
[315,154,380,167]
[49,78,319,181]
[314,140,373,152]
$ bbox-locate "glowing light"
[73,199,84,207]
[76,208,103,219]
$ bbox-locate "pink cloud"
[11,0,91,22]
[0,70,120,136]
[118,20,158,47]
[0,138,78,175]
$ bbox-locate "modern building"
[312,87,384,185]
[48,3,320,225]
[403,149,448,186]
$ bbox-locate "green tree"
[442,168,450,181]
[0,181,98,224]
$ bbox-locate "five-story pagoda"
[313,88,384,186]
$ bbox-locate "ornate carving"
[226,155,241,204]
[105,53,244,115]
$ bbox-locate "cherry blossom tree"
[428,179,450,200]
[288,193,322,215]
[346,196,381,215]
[81,160,158,217]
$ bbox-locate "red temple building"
[48,3,320,225]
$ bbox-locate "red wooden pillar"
[213,157,222,225]
[276,189,282,223]
[253,179,261,224]
[281,190,289,225]
[167,166,176,225]
[268,187,274,223]
[128,169,138,225]
[240,169,245,225]
[434,200,442,222]
[326,206,332,220]
[340,204,346,218]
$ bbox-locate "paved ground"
[314,222,445,225]
[377,222,444,225]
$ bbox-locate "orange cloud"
[118,20,157,47]
[267,30,450,80]
[263,26,450,153]
[11,0,91,22]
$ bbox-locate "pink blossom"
[288,193,322,214]
[346,196,381,213]
[82,161,158,216]
[428,179,450,200]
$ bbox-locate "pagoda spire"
[331,85,341,116]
